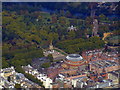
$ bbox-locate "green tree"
[2,58,9,68]
[59,16,66,25]
[89,36,100,43]
[15,66,44,87]
[41,62,51,68]
[60,10,65,16]
[65,10,72,18]
[47,54,53,62]
[67,31,76,39]
[38,15,43,22]
[15,84,21,88]
[99,14,107,21]
[51,14,57,23]
[48,32,59,43]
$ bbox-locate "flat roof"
[91,60,119,68]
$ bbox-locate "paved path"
[54,47,68,55]
[54,56,66,60]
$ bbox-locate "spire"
[92,19,99,37]
[49,40,53,50]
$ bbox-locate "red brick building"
[62,54,86,69]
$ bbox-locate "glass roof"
[66,54,83,61]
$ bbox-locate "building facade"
[62,54,86,69]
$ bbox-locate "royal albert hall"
[62,54,86,69]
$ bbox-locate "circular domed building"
[62,54,86,69]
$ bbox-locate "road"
[54,56,66,60]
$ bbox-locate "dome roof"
[66,54,83,62]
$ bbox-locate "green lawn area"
[53,59,61,62]
[53,49,67,55]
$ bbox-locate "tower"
[49,40,53,50]
[92,19,99,36]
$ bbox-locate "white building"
[37,73,53,88]
[68,25,77,31]
[71,76,88,88]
